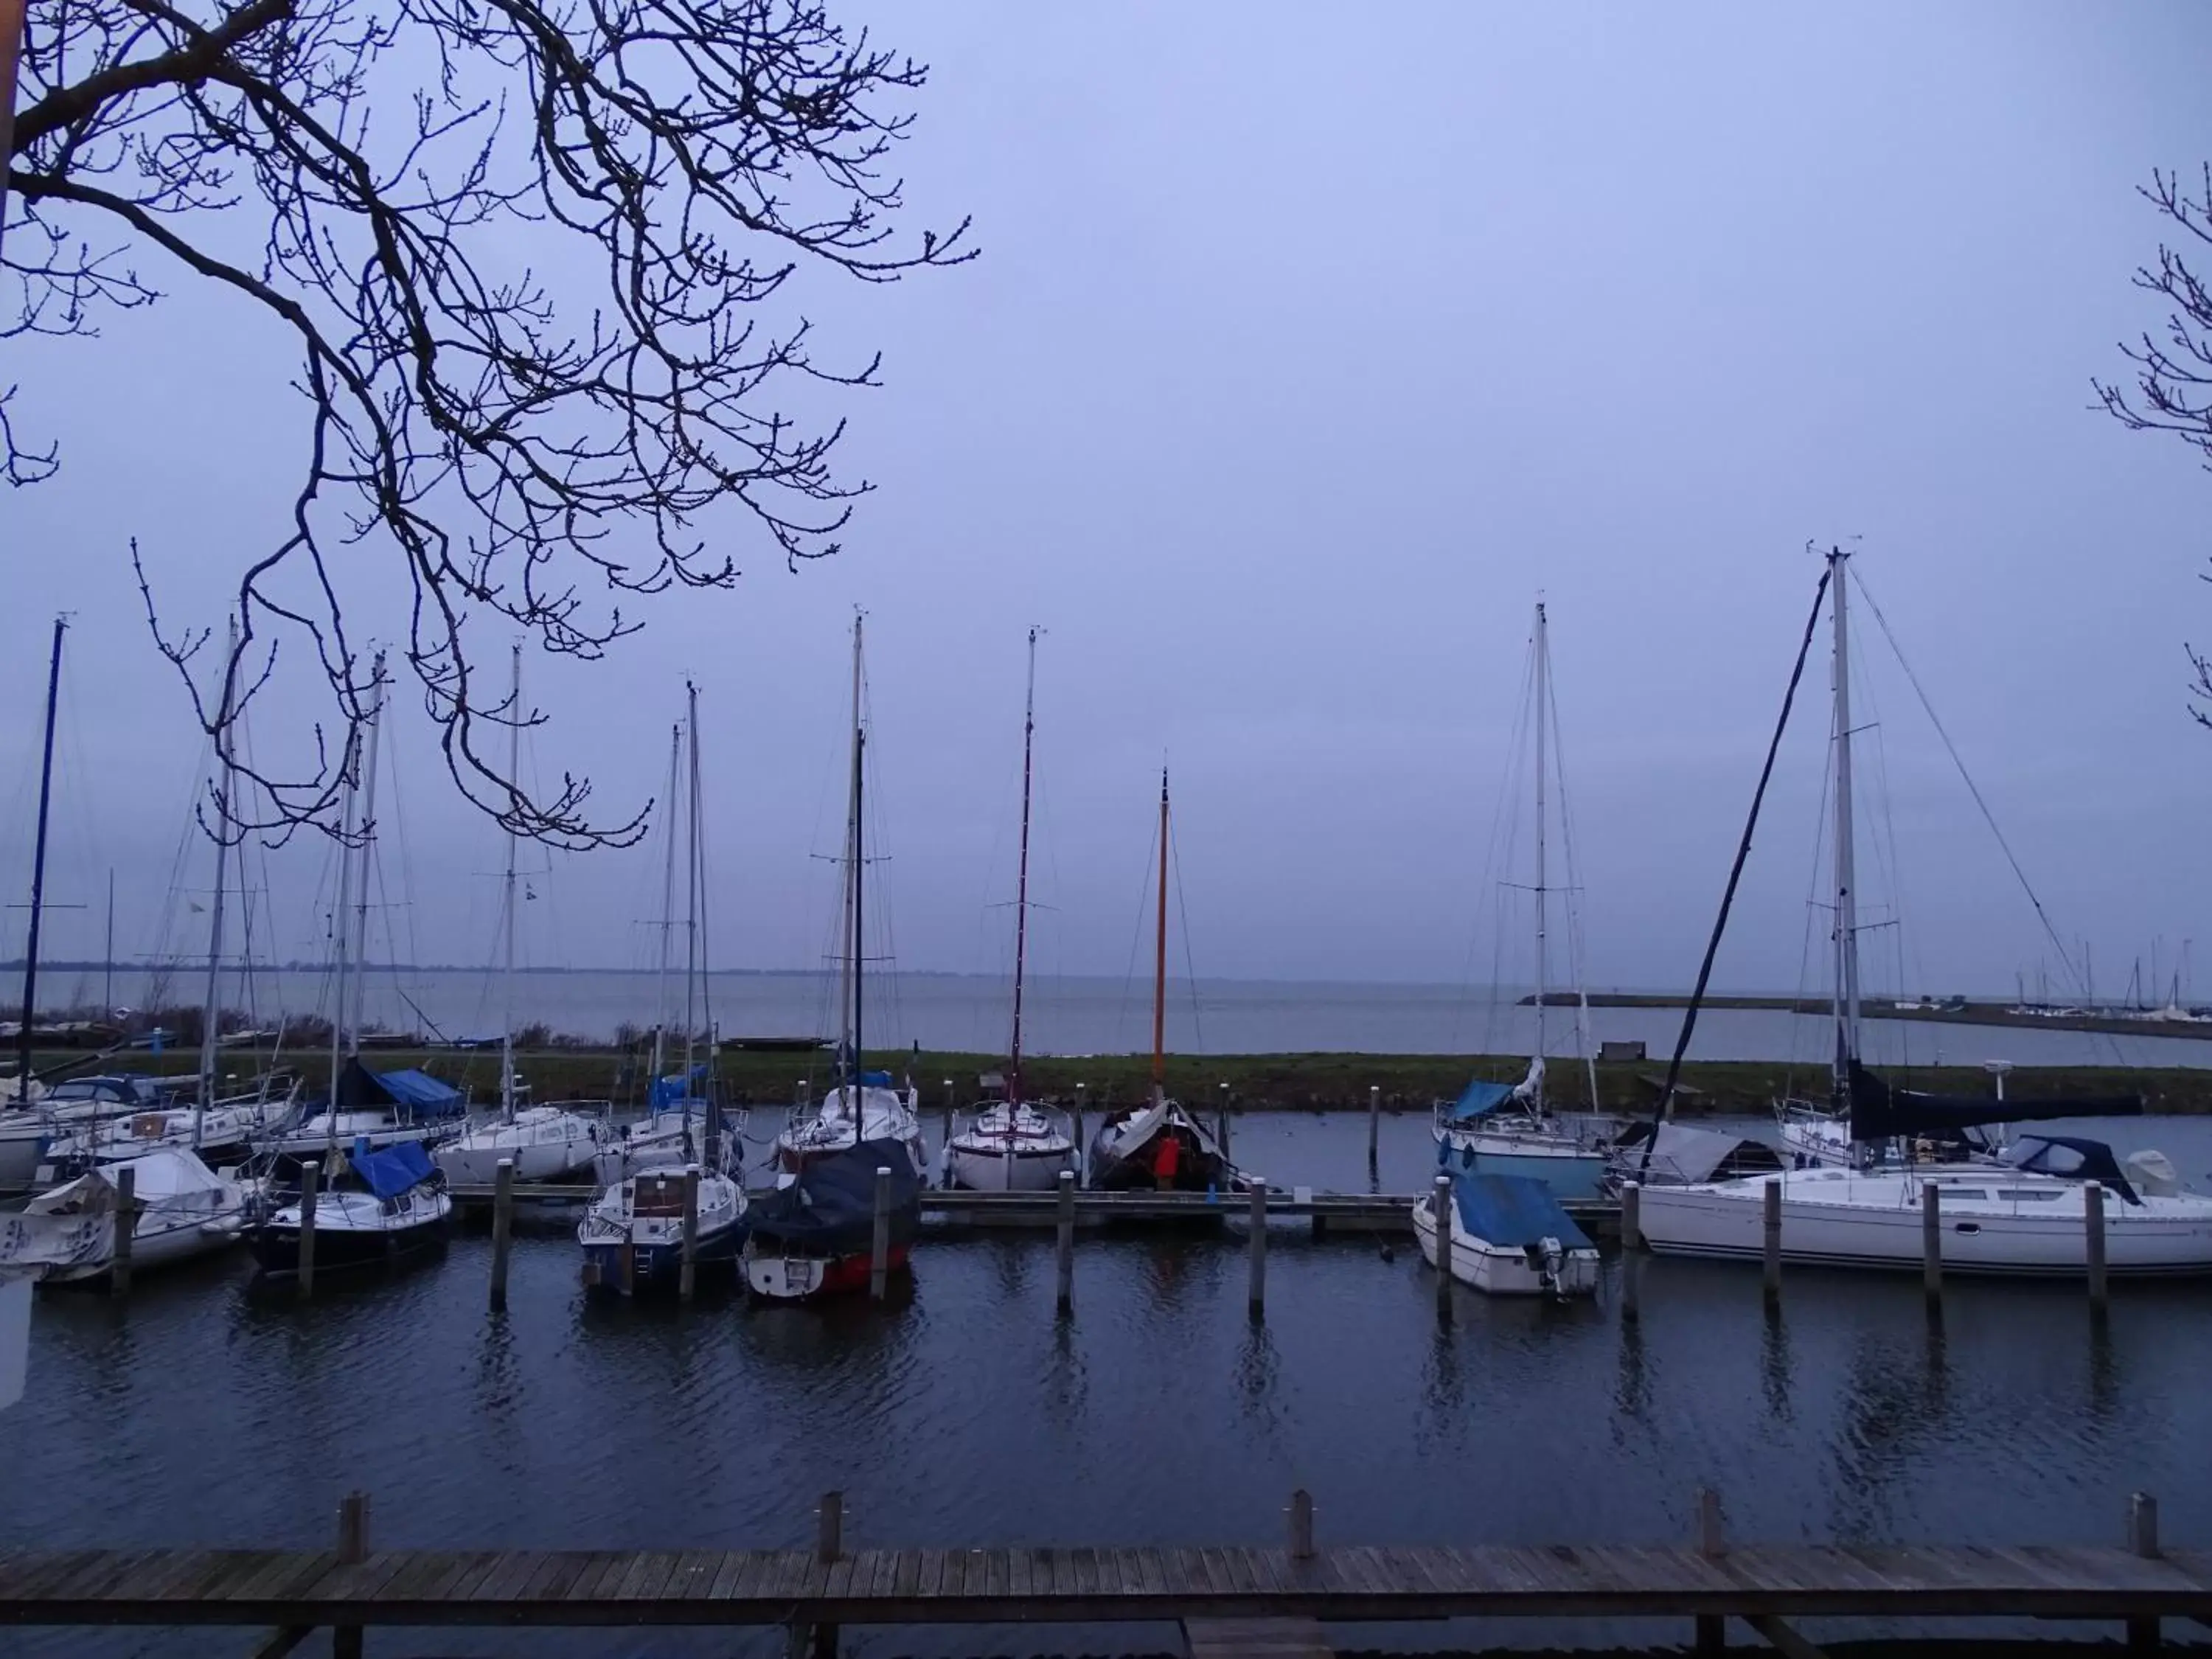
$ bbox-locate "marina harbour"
[7,1108,2212,1659]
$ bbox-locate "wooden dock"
[1,1489,2204,1651]
[444,1183,1621,1237]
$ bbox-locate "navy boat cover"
[352,1141,437,1200]
[1450,1172,1592,1251]
[1846,1059,2140,1143]
[1438,1079,1515,1127]
[748,1138,920,1254]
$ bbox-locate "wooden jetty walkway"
[1,1489,2205,1654]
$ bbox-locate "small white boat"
[778,1080,928,1180]
[578,1163,748,1291]
[943,1101,1077,1191]
[1433,1061,1611,1202]
[437,1105,603,1185]
[1,1075,172,1193]
[38,1082,302,1183]
[1640,1134,2212,1277]
[0,1148,251,1284]
[248,1141,453,1278]
[1413,1171,1599,1298]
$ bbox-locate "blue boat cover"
[352,1140,437,1200]
[859,1070,893,1087]
[649,1066,707,1111]
[1439,1078,1515,1127]
[375,1069,462,1115]
[1450,1172,1592,1251]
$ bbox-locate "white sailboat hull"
[436,1108,601,1185]
[1640,1169,2212,1276]
[0,1119,46,1193]
[1411,1190,1599,1296]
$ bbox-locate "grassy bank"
[27,1046,2212,1116]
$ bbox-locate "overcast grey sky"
[4,1,2211,998]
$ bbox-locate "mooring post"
[296,1161,320,1301]
[334,1490,369,1659]
[869,1166,891,1301]
[678,1164,700,1304]
[488,1158,514,1312]
[2087,1182,2110,1312]
[1921,1183,1943,1304]
[1694,1486,1725,1655]
[1367,1084,1380,1169]
[1621,1178,1642,1251]
[108,1163,136,1298]
[1217,1082,1231,1161]
[1072,1082,1087,1169]
[1287,1489,1315,1561]
[1433,1173,1453,1321]
[1248,1177,1268,1319]
[942,1077,955,1144]
[1761,1178,1782,1306]
[1055,1169,1075,1313]
[618,1239,636,1298]
[806,1491,844,1659]
[2128,1492,2160,1652]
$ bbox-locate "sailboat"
[258,657,465,1165]
[1638,547,2212,1276]
[0,619,68,1184]
[577,681,748,1291]
[1086,770,1234,1192]
[1432,602,1609,1201]
[943,630,1078,1192]
[248,1140,453,1278]
[4,1147,254,1284]
[771,616,928,1180]
[437,647,603,1186]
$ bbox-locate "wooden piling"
[108,1164,136,1298]
[1432,1173,1453,1321]
[869,1166,891,1301]
[1055,1169,1075,1313]
[679,1164,700,1304]
[296,1161,320,1301]
[488,1158,514,1312]
[1217,1085,1231,1162]
[618,1239,636,1298]
[1620,1179,1641,1251]
[1694,1486,1725,1655]
[2129,1492,2160,1652]
[817,1491,843,1562]
[1367,1085,1380,1169]
[1761,1178,1782,1304]
[1072,1083,1086,1170]
[1287,1489,1315,1561]
[1921,1183,1942,1304]
[1247,1178,1267,1319]
[2087,1182,2109,1311]
[334,1492,367,1659]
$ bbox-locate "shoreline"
[27,1046,2212,1117]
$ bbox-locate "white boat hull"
[0,1121,47,1193]
[436,1109,600,1185]
[1640,1170,2212,1276]
[943,1142,1075,1191]
[1411,1192,1599,1297]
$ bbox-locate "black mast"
[851,723,866,1145]
[15,616,66,1089]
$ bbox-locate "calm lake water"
[95,964,2212,1069]
[7,1111,2212,1658]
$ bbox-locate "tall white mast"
[682,679,700,1098]
[348,654,389,1058]
[500,643,521,1121]
[647,720,681,1097]
[838,616,863,1086]
[1829,547,1863,1100]
[326,726,362,1119]
[1532,600,1548,1113]
[194,616,240,1150]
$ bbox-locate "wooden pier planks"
[2,1543,2211,1628]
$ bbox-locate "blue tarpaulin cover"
[859,1070,893,1087]
[649,1066,707,1111]
[352,1140,437,1200]
[1450,1172,1592,1250]
[1439,1078,1515,1127]
[333,1058,464,1118]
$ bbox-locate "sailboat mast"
[326,729,359,1116]
[648,720,681,1094]
[195,617,240,1147]
[838,618,863,1090]
[1829,546,1863,1102]
[682,680,701,1126]
[1009,629,1039,1113]
[349,655,388,1057]
[1532,601,1548,1112]
[14,615,66,1090]
[500,644,521,1121]
[1152,768,1169,1105]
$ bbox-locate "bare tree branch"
[4,0,973,846]
[2096,164,2212,735]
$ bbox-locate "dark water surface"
[8,1113,2212,1658]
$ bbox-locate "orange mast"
[1152,767,1169,1104]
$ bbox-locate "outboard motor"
[1537,1235,1565,1296]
